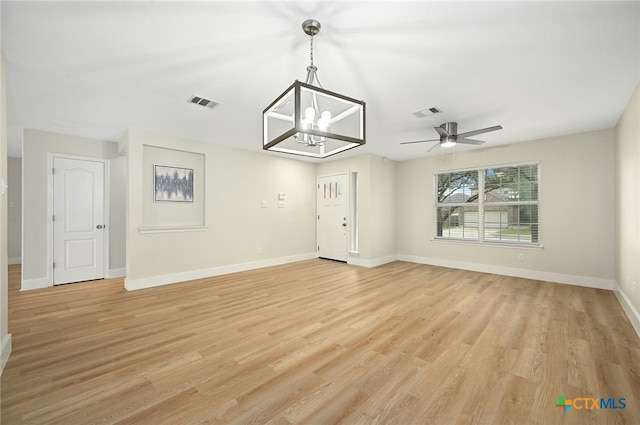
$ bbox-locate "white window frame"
[349,171,359,254]
[434,161,541,247]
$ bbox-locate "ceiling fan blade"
[427,142,441,152]
[457,125,503,138]
[434,126,449,137]
[400,138,440,145]
[457,138,485,145]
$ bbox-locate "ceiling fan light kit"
[263,19,366,159]
[440,139,456,148]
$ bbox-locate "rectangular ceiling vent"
[188,95,219,110]
[412,106,442,119]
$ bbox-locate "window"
[435,163,540,245]
[349,171,359,253]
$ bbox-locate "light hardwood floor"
[1,260,639,424]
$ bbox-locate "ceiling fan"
[401,122,503,152]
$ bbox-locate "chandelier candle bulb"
[318,111,332,131]
[304,107,315,123]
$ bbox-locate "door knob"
[342,223,347,227]
[96,225,103,229]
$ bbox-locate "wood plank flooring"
[1,260,639,424]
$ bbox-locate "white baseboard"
[21,277,50,291]
[613,284,640,339]
[348,254,397,268]
[397,254,615,290]
[0,334,12,376]
[124,252,317,291]
[8,257,21,265]
[22,269,126,289]
[107,268,126,278]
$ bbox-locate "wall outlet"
[257,247,262,254]
[518,253,525,261]
[261,200,268,208]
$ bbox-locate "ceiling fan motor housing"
[441,122,457,136]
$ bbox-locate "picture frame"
[154,164,194,202]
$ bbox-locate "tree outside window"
[435,163,539,245]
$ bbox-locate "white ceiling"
[2,1,639,161]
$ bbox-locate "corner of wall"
[614,282,640,339]
[1,46,11,374]
[0,333,11,376]
[614,81,640,338]
[118,129,129,155]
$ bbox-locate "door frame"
[317,172,350,262]
[47,153,111,287]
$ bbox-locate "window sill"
[431,237,543,250]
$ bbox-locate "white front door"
[317,173,348,262]
[53,157,106,285]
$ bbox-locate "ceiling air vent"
[188,95,219,109]
[412,106,442,119]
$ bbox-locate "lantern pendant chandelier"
[263,19,366,159]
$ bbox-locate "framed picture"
[154,164,194,202]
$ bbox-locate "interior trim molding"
[0,334,12,376]
[8,257,21,265]
[138,225,208,234]
[397,254,615,290]
[107,268,127,279]
[21,277,50,291]
[348,254,397,268]
[124,252,317,291]
[22,270,125,290]
[613,284,640,339]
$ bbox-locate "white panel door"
[53,157,106,285]
[317,173,348,262]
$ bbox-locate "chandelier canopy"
[263,19,366,159]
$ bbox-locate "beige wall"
[1,50,10,374]
[397,129,616,287]
[317,154,397,266]
[22,129,124,287]
[8,157,21,263]
[370,156,398,261]
[109,155,127,274]
[615,82,640,333]
[124,129,317,288]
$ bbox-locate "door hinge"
[52,262,56,269]
[317,245,320,251]
[52,215,55,222]
[52,167,55,175]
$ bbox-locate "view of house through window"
[435,163,539,245]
